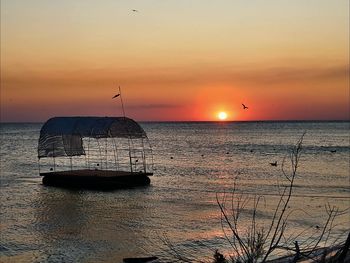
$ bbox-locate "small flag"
[112,94,120,99]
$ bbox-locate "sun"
[218,111,228,121]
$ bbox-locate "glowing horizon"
[1,0,349,122]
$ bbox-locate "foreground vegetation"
[163,134,349,263]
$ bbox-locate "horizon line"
[1,119,349,124]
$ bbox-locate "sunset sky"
[1,0,349,122]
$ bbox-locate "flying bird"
[269,161,278,167]
[112,94,120,99]
[242,103,248,110]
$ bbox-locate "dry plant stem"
[220,197,243,260]
[216,133,307,263]
[261,133,305,262]
[161,234,193,263]
[306,205,338,257]
[217,193,250,261]
[217,132,347,262]
[165,132,348,262]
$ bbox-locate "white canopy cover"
[38,117,147,158]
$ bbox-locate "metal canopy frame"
[37,117,153,175]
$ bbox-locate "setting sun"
[218,112,228,121]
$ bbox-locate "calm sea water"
[1,121,349,262]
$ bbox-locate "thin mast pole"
[53,144,56,172]
[38,158,41,174]
[119,86,126,118]
[117,85,133,173]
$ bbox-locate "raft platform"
[41,169,153,190]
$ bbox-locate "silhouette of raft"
[41,169,152,189]
[38,117,153,189]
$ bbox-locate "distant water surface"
[0,121,349,262]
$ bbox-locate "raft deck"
[41,169,153,189]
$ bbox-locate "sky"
[1,0,349,122]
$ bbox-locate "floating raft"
[38,116,154,190]
[41,169,153,190]
[123,257,159,263]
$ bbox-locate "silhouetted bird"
[315,225,320,229]
[269,161,277,166]
[112,94,120,99]
[330,150,337,153]
[201,154,204,157]
[242,103,248,110]
[170,156,173,159]
[226,152,230,154]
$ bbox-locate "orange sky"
[1,0,349,121]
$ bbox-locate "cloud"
[234,65,349,85]
[2,64,348,90]
[126,103,181,109]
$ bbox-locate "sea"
[0,121,349,263]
